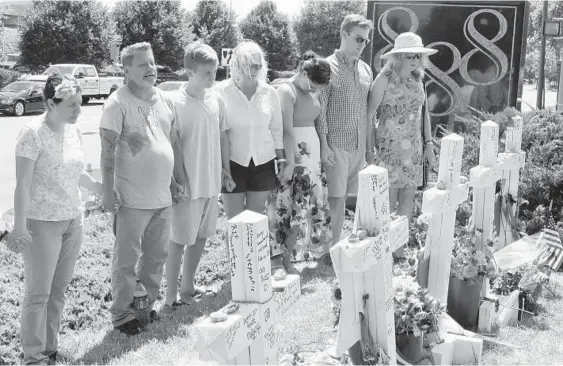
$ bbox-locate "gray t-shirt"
[100,86,175,209]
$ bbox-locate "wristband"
[425,140,433,145]
[276,158,287,164]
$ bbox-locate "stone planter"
[447,275,483,329]
[396,333,423,363]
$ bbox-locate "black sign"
[364,1,529,132]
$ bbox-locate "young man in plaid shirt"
[316,14,374,265]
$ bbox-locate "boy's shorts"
[170,197,218,245]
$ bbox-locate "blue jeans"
[110,206,171,327]
[21,215,83,365]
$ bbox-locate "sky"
[99,0,305,20]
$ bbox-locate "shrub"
[0,69,20,89]
[455,108,563,232]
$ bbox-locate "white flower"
[54,77,78,100]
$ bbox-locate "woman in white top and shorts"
[215,40,287,219]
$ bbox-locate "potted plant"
[394,276,445,363]
[448,225,497,329]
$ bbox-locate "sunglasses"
[405,54,421,60]
[251,63,263,71]
[347,32,370,45]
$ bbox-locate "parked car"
[23,64,124,104]
[0,53,31,73]
[156,81,188,91]
[0,80,45,116]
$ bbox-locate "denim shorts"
[222,159,277,193]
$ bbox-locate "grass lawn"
[1,204,563,365]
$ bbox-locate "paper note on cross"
[420,133,469,304]
[330,165,409,365]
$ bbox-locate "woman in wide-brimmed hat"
[368,32,436,256]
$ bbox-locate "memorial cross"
[419,133,469,304]
[195,211,300,365]
[497,116,526,249]
[469,119,525,251]
[330,165,409,365]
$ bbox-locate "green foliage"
[525,1,563,82]
[456,108,563,233]
[20,0,119,69]
[189,0,242,61]
[0,68,20,89]
[113,0,194,70]
[518,110,563,227]
[293,0,367,57]
[239,1,298,72]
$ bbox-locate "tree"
[525,0,563,81]
[239,1,298,71]
[113,0,194,70]
[189,0,241,59]
[294,0,366,57]
[19,0,119,69]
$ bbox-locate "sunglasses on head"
[405,54,421,60]
[347,32,370,45]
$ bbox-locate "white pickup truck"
[23,64,124,104]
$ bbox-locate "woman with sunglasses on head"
[267,51,332,276]
[215,40,285,220]
[9,73,103,364]
[368,32,436,256]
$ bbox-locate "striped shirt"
[316,50,373,151]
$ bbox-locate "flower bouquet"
[394,276,445,362]
[448,225,497,328]
[450,225,497,284]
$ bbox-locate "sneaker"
[114,318,144,336]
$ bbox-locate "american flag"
[536,212,563,272]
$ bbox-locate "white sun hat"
[381,32,437,59]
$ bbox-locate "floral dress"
[375,74,425,188]
[267,131,331,258]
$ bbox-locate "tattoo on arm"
[100,129,119,177]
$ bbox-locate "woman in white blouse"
[215,40,286,219]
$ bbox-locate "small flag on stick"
[535,200,563,271]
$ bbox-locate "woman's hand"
[6,226,32,254]
[278,163,294,182]
[424,142,435,168]
[223,175,236,193]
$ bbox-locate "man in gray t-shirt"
[100,42,179,335]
